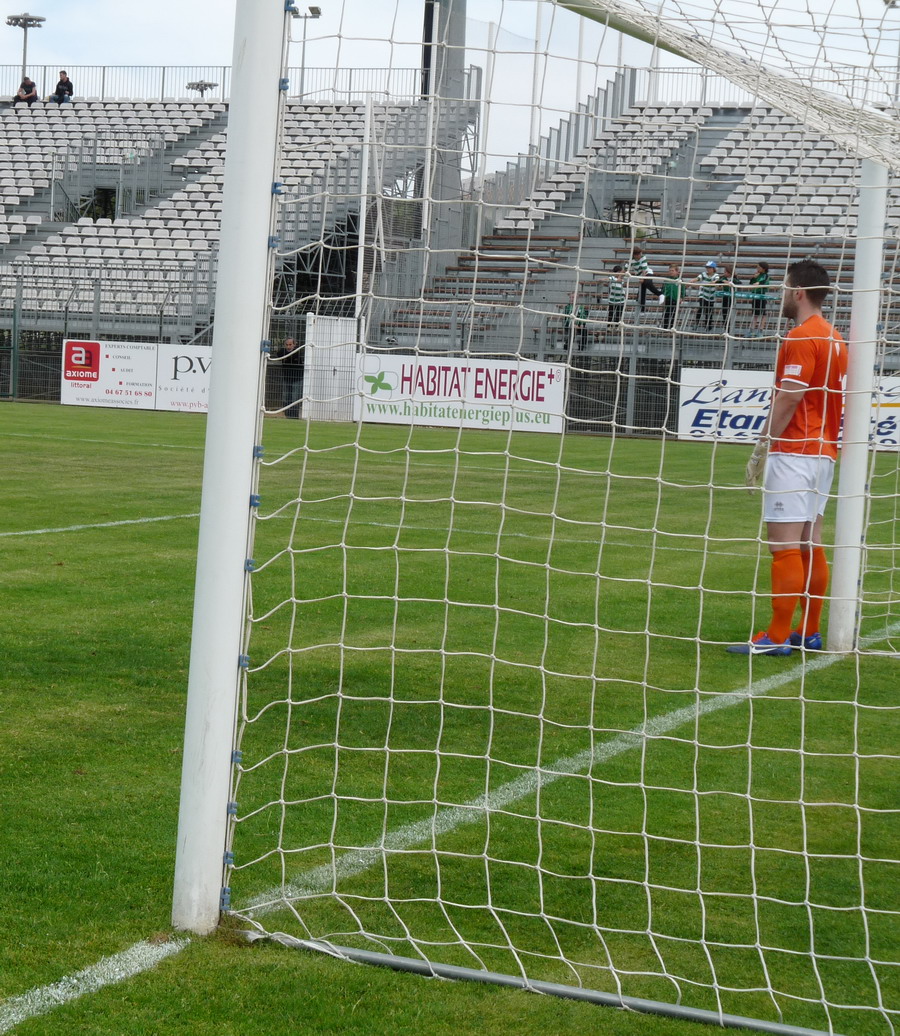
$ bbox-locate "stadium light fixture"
[186,79,219,99]
[6,11,45,81]
[291,5,322,99]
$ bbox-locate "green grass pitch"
[1,401,897,1036]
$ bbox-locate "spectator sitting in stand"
[49,71,74,104]
[12,77,38,106]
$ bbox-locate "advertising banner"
[60,339,158,409]
[353,354,567,433]
[60,339,211,413]
[677,368,900,448]
[677,368,772,442]
[155,344,212,412]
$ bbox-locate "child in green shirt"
[662,264,683,330]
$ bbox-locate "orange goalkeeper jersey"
[772,314,847,460]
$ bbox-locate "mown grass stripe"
[4,510,751,561]
[244,621,900,914]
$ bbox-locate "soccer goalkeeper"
[728,260,847,656]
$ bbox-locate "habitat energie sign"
[354,355,567,433]
[678,368,900,448]
[60,339,211,412]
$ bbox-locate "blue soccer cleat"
[788,631,823,650]
[726,631,792,656]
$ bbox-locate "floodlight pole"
[292,5,321,98]
[6,12,45,81]
[529,2,543,158]
[172,0,286,936]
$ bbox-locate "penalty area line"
[243,619,900,914]
[0,513,200,538]
[0,938,190,1034]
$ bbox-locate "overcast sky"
[7,1,640,77]
[10,0,897,70]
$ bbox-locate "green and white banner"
[354,354,567,433]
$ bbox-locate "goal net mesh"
[223,2,900,1032]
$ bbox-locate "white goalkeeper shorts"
[763,453,835,523]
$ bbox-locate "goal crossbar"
[556,0,900,170]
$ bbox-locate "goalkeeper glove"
[745,436,770,490]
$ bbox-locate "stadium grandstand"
[1,29,899,431]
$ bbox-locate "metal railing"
[632,64,900,110]
[0,258,216,355]
[0,65,423,103]
[47,133,172,222]
[4,62,896,108]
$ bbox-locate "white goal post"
[171,0,286,935]
[173,1,900,1033]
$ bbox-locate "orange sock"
[768,548,804,643]
[796,546,829,637]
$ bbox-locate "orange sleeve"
[778,333,816,387]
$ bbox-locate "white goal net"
[175,2,900,1033]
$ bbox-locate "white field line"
[0,514,201,538]
[243,620,900,914]
[0,939,189,1034]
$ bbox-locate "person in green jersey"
[607,265,626,326]
[749,261,771,336]
[661,263,683,330]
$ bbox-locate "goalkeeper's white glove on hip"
[745,435,770,490]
